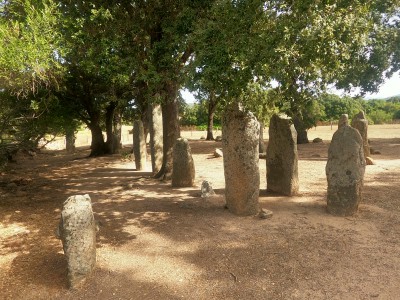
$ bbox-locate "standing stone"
[172,138,195,187]
[201,180,216,198]
[222,104,260,215]
[351,111,370,157]
[338,114,349,128]
[149,104,163,174]
[57,194,96,289]
[133,119,147,170]
[326,125,366,216]
[266,114,299,196]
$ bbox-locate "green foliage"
[180,100,222,127]
[0,0,64,95]
[363,98,400,123]
[0,88,80,149]
[313,94,400,125]
[367,110,393,124]
[319,93,364,122]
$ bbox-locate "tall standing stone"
[172,138,195,187]
[57,194,96,289]
[133,119,147,170]
[326,125,366,216]
[149,104,163,174]
[351,111,370,157]
[222,104,260,216]
[266,114,299,196]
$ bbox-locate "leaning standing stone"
[266,114,299,196]
[222,104,260,215]
[57,194,96,289]
[351,111,370,158]
[326,126,366,216]
[172,138,195,187]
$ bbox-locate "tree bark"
[113,108,122,152]
[65,127,76,154]
[149,104,163,174]
[259,121,266,153]
[206,92,217,140]
[89,122,106,156]
[206,111,215,141]
[293,115,309,144]
[105,102,117,154]
[155,88,180,180]
[133,119,147,170]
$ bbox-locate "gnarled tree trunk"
[293,115,309,144]
[155,86,180,180]
[89,122,106,156]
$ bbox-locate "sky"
[364,71,400,99]
[181,71,400,103]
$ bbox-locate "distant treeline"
[181,94,400,129]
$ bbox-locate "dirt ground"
[0,125,399,300]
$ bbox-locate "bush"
[368,110,392,124]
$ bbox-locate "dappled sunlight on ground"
[1,125,399,299]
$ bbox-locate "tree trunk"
[141,106,150,143]
[206,111,214,140]
[113,108,122,152]
[206,92,217,141]
[149,104,163,174]
[293,115,309,144]
[89,123,106,156]
[155,89,180,180]
[105,102,118,154]
[65,127,76,154]
[259,121,266,153]
[133,119,147,170]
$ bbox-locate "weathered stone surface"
[172,138,195,187]
[351,111,370,157]
[201,180,216,198]
[133,119,147,170]
[214,148,223,158]
[266,114,299,196]
[366,156,375,165]
[57,194,96,289]
[258,209,273,219]
[259,153,267,159]
[149,104,163,174]
[338,114,349,128]
[215,136,222,141]
[222,104,260,215]
[326,126,366,216]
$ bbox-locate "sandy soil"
[0,125,400,300]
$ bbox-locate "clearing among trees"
[1,125,399,299]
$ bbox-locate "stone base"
[327,184,362,216]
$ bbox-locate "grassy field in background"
[44,124,400,150]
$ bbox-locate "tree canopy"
[1,0,399,163]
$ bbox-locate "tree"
[319,94,364,122]
[112,1,216,178]
[58,1,133,156]
[191,0,399,124]
[0,0,64,95]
